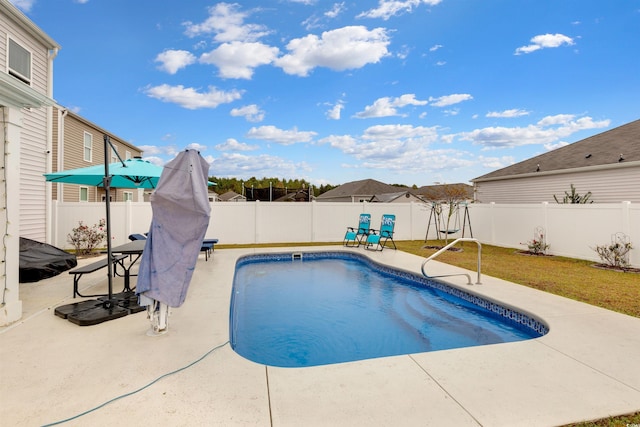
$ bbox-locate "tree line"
[207,176,339,197]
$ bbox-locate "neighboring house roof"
[219,191,246,201]
[368,191,426,203]
[316,179,405,200]
[473,119,640,182]
[274,188,313,202]
[416,184,474,201]
[64,109,143,154]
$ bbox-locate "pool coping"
[2,245,640,426]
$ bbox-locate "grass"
[219,239,640,426]
[397,240,640,318]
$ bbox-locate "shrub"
[592,234,633,268]
[593,242,633,268]
[553,184,593,204]
[522,227,549,255]
[67,219,106,255]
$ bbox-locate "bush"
[67,219,106,255]
[522,227,549,255]
[592,234,633,268]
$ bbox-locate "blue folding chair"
[365,214,397,251]
[343,213,371,247]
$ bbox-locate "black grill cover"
[19,237,77,283]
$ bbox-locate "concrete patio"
[2,246,640,426]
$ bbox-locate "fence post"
[621,201,631,236]
[311,200,316,242]
[542,201,549,248]
[490,202,496,244]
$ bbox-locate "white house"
[0,0,59,325]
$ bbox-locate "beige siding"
[475,165,640,204]
[51,109,144,202]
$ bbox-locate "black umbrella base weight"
[55,291,144,326]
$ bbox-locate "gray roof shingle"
[316,179,405,199]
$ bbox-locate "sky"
[12,0,640,187]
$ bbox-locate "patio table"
[110,240,146,292]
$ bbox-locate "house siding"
[51,108,144,202]
[475,165,640,204]
[1,11,53,241]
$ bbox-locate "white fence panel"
[50,201,639,267]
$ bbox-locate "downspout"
[45,47,59,244]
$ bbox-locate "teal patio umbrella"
[44,157,162,189]
[44,136,164,324]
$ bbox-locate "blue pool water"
[230,252,546,368]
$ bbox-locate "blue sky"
[14,0,640,187]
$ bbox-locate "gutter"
[472,160,640,183]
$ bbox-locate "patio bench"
[70,254,128,298]
[201,239,218,261]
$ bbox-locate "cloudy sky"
[15,0,640,186]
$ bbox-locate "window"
[123,192,133,201]
[83,132,92,162]
[79,187,88,202]
[8,38,31,85]
[110,146,118,163]
[125,150,132,160]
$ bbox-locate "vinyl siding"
[1,13,52,241]
[51,108,143,202]
[475,165,640,204]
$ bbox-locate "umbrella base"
[67,303,129,326]
[98,291,145,314]
[55,292,144,326]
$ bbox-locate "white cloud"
[142,156,165,167]
[544,141,569,151]
[357,0,442,20]
[200,41,279,79]
[486,109,530,118]
[246,125,317,145]
[319,124,472,173]
[144,84,243,110]
[326,102,344,120]
[230,104,265,122]
[456,115,610,148]
[155,50,196,74]
[429,93,473,107]
[186,142,207,152]
[515,33,575,55]
[214,138,259,151]
[9,0,34,12]
[183,3,270,43]
[137,145,163,156]
[210,152,311,178]
[355,93,427,118]
[429,44,443,52]
[274,26,390,76]
[325,2,346,18]
[479,155,515,169]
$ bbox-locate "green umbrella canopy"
[44,158,163,189]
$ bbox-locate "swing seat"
[439,229,460,235]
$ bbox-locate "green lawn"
[219,240,640,425]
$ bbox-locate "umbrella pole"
[103,135,114,304]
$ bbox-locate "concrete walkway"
[2,246,640,426]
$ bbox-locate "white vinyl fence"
[50,200,640,267]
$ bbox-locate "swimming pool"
[230,251,547,368]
